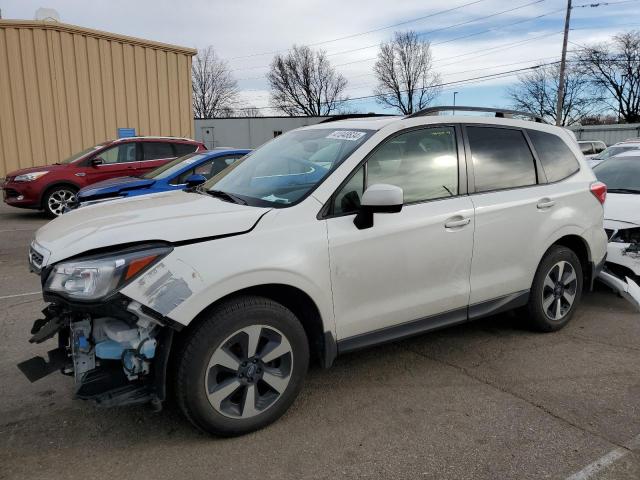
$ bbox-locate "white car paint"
[33,114,607,345]
[35,190,270,264]
[602,193,640,277]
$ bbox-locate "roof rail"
[320,113,396,123]
[405,106,547,124]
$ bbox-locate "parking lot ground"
[0,202,639,480]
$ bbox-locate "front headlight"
[14,171,49,182]
[44,245,172,300]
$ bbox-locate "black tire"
[175,296,309,437]
[527,245,583,332]
[42,185,78,217]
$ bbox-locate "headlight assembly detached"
[44,245,171,300]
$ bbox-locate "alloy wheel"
[542,260,578,321]
[47,189,77,216]
[205,325,293,419]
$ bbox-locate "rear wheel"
[527,245,583,332]
[175,296,309,436]
[43,186,77,217]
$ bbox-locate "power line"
[225,0,490,61]
[324,0,547,58]
[229,0,547,72]
[234,29,564,82]
[236,61,561,111]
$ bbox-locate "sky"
[2,0,639,115]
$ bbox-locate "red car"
[2,137,206,217]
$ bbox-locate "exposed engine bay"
[18,297,173,408]
[599,225,640,311]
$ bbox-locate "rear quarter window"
[527,129,580,183]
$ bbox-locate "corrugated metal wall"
[194,117,329,149]
[0,20,195,177]
[569,123,640,145]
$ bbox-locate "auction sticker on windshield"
[326,131,367,141]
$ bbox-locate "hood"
[35,190,271,264]
[6,164,68,177]
[78,176,155,199]
[604,193,640,226]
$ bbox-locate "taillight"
[590,181,607,205]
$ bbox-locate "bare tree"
[508,63,600,125]
[192,46,238,118]
[373,31,441,115]
[576,31,640,123]
[236,106,263,117]
[267,45,348,116]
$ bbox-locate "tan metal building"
[0,20,196,177]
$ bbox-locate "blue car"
[76,148,250,206]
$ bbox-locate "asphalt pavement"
[0,202,639,480]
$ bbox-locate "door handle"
[537,198,555,209]
[444,216,471,229]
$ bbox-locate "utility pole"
[555,0,572,126]
[453,91,458,115]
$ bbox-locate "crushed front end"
[18,242,177,409]
[598,224,640,311]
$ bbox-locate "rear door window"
[467,126,537,192]
[143,142,175,160]
[174,143,199,156]
[527,129,580,182]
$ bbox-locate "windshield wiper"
[608,188,640,194]
[208,189,247,205]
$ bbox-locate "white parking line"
[566,448,628,480]
[566,433,640,480]
[0,291,40,300]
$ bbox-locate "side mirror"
[354,184,403,230]
[185,174,207,188]
[91,157,104,167]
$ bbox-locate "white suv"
[21,108,608,436]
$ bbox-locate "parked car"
[2,137,206,217]
[593,155,640,281]
[587,140,640,168]
[578,140,607,159]
[20,108,607,436]
[75,148,250,208]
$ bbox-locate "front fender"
[120,216,335,337]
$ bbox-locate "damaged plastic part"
[597,270,640,312]
[609,227,640,244]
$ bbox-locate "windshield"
[595,145,639,160]
[202,128,374,206]
[143,153,204,180]
[60,145,102,164]
[593,158,640,193]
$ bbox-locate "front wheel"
[526,245,583,332]
[43,186,77,217]
[175,296,309,436]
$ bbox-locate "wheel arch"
[546,234,591,287]
[39,181,81,208]
[175,283,336,369]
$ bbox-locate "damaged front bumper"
[597,270,640,312]
[17,296,175,408]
